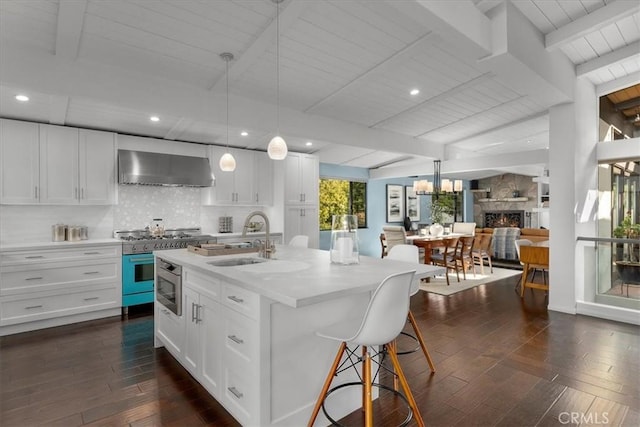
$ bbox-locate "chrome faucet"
[242,211,273,258]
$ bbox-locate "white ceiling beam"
[55,0,87,60]
[596,71,640,96]
[577,41,640,77]
[0,43,442,158]
[207,0,312,93]
[370,149,548,179]
[545,0,640,51]
[305,31,436,113]
[48,95,69,125]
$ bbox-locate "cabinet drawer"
[156,305,184,358]
[184,268,221,300]
[1,246,121,266]
[222,361,256,426]
[222,306,257,363]
[222,283,258,319]
[1,285,119,325]
[1,260,119,295]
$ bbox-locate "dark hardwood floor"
[1,275,638,426]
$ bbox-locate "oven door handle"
[127,255,154,263]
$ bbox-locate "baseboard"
[576,301,640,325]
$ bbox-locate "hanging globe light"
[220,52,236,172]
[268,135,288,160]
[219,152,236,171]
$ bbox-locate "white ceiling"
[0,0,639,179]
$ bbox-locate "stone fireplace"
[484,210,524,228]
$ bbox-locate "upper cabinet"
[203,147,273,206]
[0,119,40,204]
[0,119,116,205]
[284,153,318,205]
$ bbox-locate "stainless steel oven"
[156,258,182,316]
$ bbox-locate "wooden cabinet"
[0,119,40,204]
[285,205,319,248]
[284,152,318,205]
[0,120,116,205]
[203,147,273,206]
[0,243,122,336]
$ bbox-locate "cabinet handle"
[302,193,306,202]
[196,304,202,324]
[25,305,43,310]
[228,387,243,399]
[300,193,303,202]
[227,295,244,304]
[228,335,244,344]
[81,188,84,199]
[75,187,78,199]
[35,186,38,199]
[84,297,99,301]
[191,302,197,322]
[84,252,100,255]
[25,276,43,281]
[25,255,44,259]
[256,193,259,203]
[84,271,100,275]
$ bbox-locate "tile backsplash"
[1,185,278,244]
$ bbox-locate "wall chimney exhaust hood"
[118,150,213,187]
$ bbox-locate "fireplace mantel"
[478,197,528,202]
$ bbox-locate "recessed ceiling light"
[150,116,160,122]
[15,95,29,102]
[240,131,248,136]
[410,89,420,96]
[526,140,532,144]
[305,141,313,146]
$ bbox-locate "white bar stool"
[307,270,425,427]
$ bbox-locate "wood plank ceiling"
[0,0,638,174]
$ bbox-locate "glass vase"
[330,214,359,265]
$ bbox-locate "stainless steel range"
[114,227,215,314]
[115,227,216,254]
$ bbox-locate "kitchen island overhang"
[153,246,444,426]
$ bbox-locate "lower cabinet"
[0,243,122,336]
[155,267,259,426]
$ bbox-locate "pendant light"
[267,0,288,160]
[219,52,236,172]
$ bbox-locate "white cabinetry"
[155,267,260,426]
[156,305,184,359]
[0,119,40,204]
[532,176,550,228]
[203,147,273,205]
[0,119,116,205]
[284,152,318,205]
[284,153,319,247]
[0,243,122,336]
[285,205,319,249]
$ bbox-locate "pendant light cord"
[226,56,229,148]
[276,0,280,135]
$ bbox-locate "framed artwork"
[386,184,404,223]
[405,186,420,221]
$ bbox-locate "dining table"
[519,240,549,297]
[406,233,467,265]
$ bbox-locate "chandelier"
[413,160,462,195]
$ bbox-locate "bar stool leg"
[362,346,373,427]
[408,310,436,373]
[387,341,425,427]
[307,342,347,427]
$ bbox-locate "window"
[319,179,367,230]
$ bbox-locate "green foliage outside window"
[319,179,367,230]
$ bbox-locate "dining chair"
[307,270,424,427]
[382,226,407,257]
[514,239,547,293]
[471,234,493,274]
[288,234,309,248]
[455,235,476,280]
[430,237,460,286]
[379,233,387,258]
[452,222,477,236]
[385,245,436,373]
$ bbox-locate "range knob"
[143,244,150,252]
[130,245,137,253]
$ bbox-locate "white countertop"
[204,231,283,238]
[155,246,444,308]
[0,238,122,251]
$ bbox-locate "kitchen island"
[154,245,444,426]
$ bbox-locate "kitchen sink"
[207,257,268,267]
